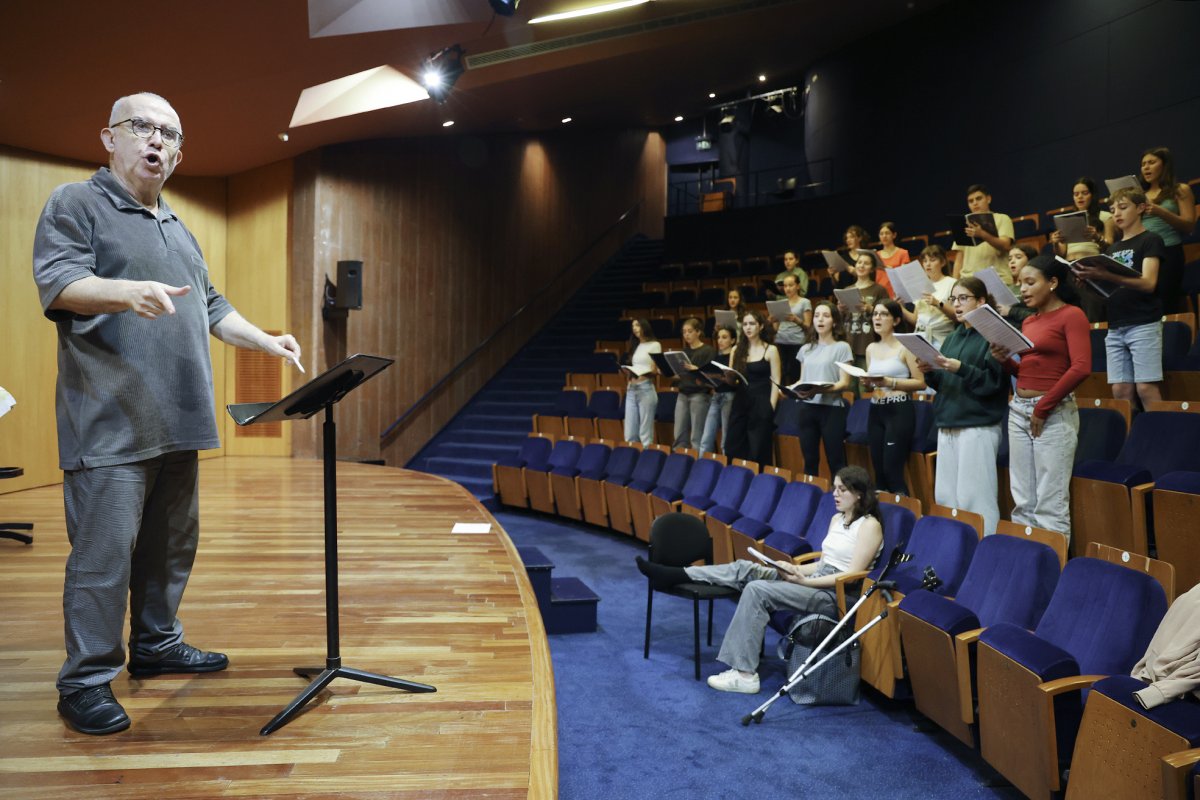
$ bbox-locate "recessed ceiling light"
[758,74,767,82]
[673,115,683,122]
[561,117,573,124]
[442,120,455,127]
[277,132,289,142]
[530,0,651,24]
[708,92,716,99]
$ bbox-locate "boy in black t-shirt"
[1075,187,1166,409]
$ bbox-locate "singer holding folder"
[990,256,1090,541]
[724,311,781,466]
[672,318,714,451]
[32,92,303,736]
[636,466,882,694]
[622,319,661,446]
[917,277,1008,536]
[789,302,853,477]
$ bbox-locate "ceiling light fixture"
[561,117,573,124]
[708,92,716,99]
[529,0,651,25]
[489,0,520,16]
[422,44,466,104]
[673,115,683,122]
[442,120,455,127]
[758,74,767,82]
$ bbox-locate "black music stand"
[228,353,436,735]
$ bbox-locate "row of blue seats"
[494,431,1196,798]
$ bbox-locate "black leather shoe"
[128,642,229,677]
[58,684,131,735]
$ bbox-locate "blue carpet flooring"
[494,509,1021,800]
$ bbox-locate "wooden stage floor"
[0,457,555,799]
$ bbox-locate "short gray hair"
[109,92,174,125]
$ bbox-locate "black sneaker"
[128,642,229,677]
[58,684,131,735]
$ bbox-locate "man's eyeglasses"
[949,294,977,304]
[111,118,184,148]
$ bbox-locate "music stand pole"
[231,355,435,736]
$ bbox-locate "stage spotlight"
[489,0,520,15]
[719,109,735,132]
[766,96,784,116]
[422,44,465,104]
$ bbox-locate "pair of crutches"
[742,548,940,725]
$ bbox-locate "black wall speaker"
[335,260,363,309]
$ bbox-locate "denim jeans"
[624,380,658,446]
[699,391,734,454]
[1008,395,1079,539]
[673,391,712,450]
[685,560,837,673]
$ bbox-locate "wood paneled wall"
[290,129,666,466]
[0,145,229,491]
[3,125,667,489]
[224,160,294,456]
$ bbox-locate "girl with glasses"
[636,466,883,694]
[917,277,1008,535]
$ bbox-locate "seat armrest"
[1037,674,1105,697]
[954,627,985,724]
[834,570,870,615]
[1162,748,1200,800]
[1129,481,1154,555]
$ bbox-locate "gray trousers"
[673,391,712,450]
[685,560,837,673]
[1008,396,1079,539]
[58,450,199,693]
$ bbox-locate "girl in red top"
[990,255,1091,540]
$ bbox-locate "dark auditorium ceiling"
[0,0,943,177]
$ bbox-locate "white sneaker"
[707,669,760,694]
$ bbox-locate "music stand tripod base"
[260,658,436,736]
[227,354,437,736]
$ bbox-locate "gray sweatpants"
[58,450,199,693]
[685,560,837,673]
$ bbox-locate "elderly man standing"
[33,92,302,735]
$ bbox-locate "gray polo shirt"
[33,167,235,470]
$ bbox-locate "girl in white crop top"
[861,300,926,494]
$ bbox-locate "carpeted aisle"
[494,509,1020,800]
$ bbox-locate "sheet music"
[895,260,935,302]
[661,350,693,377]
[895,333,944,367]
[1053,210,1091,244]
[834,361,889,379]
[747,546,791,571]
[765,300,793,322]
[975,267,1020,308]
[963,304,1033,354]
[821,250,853,271]
[1104,174,1141,197]
[709,360,748,385]
[833,286,863,309]
[713,309,737,329]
